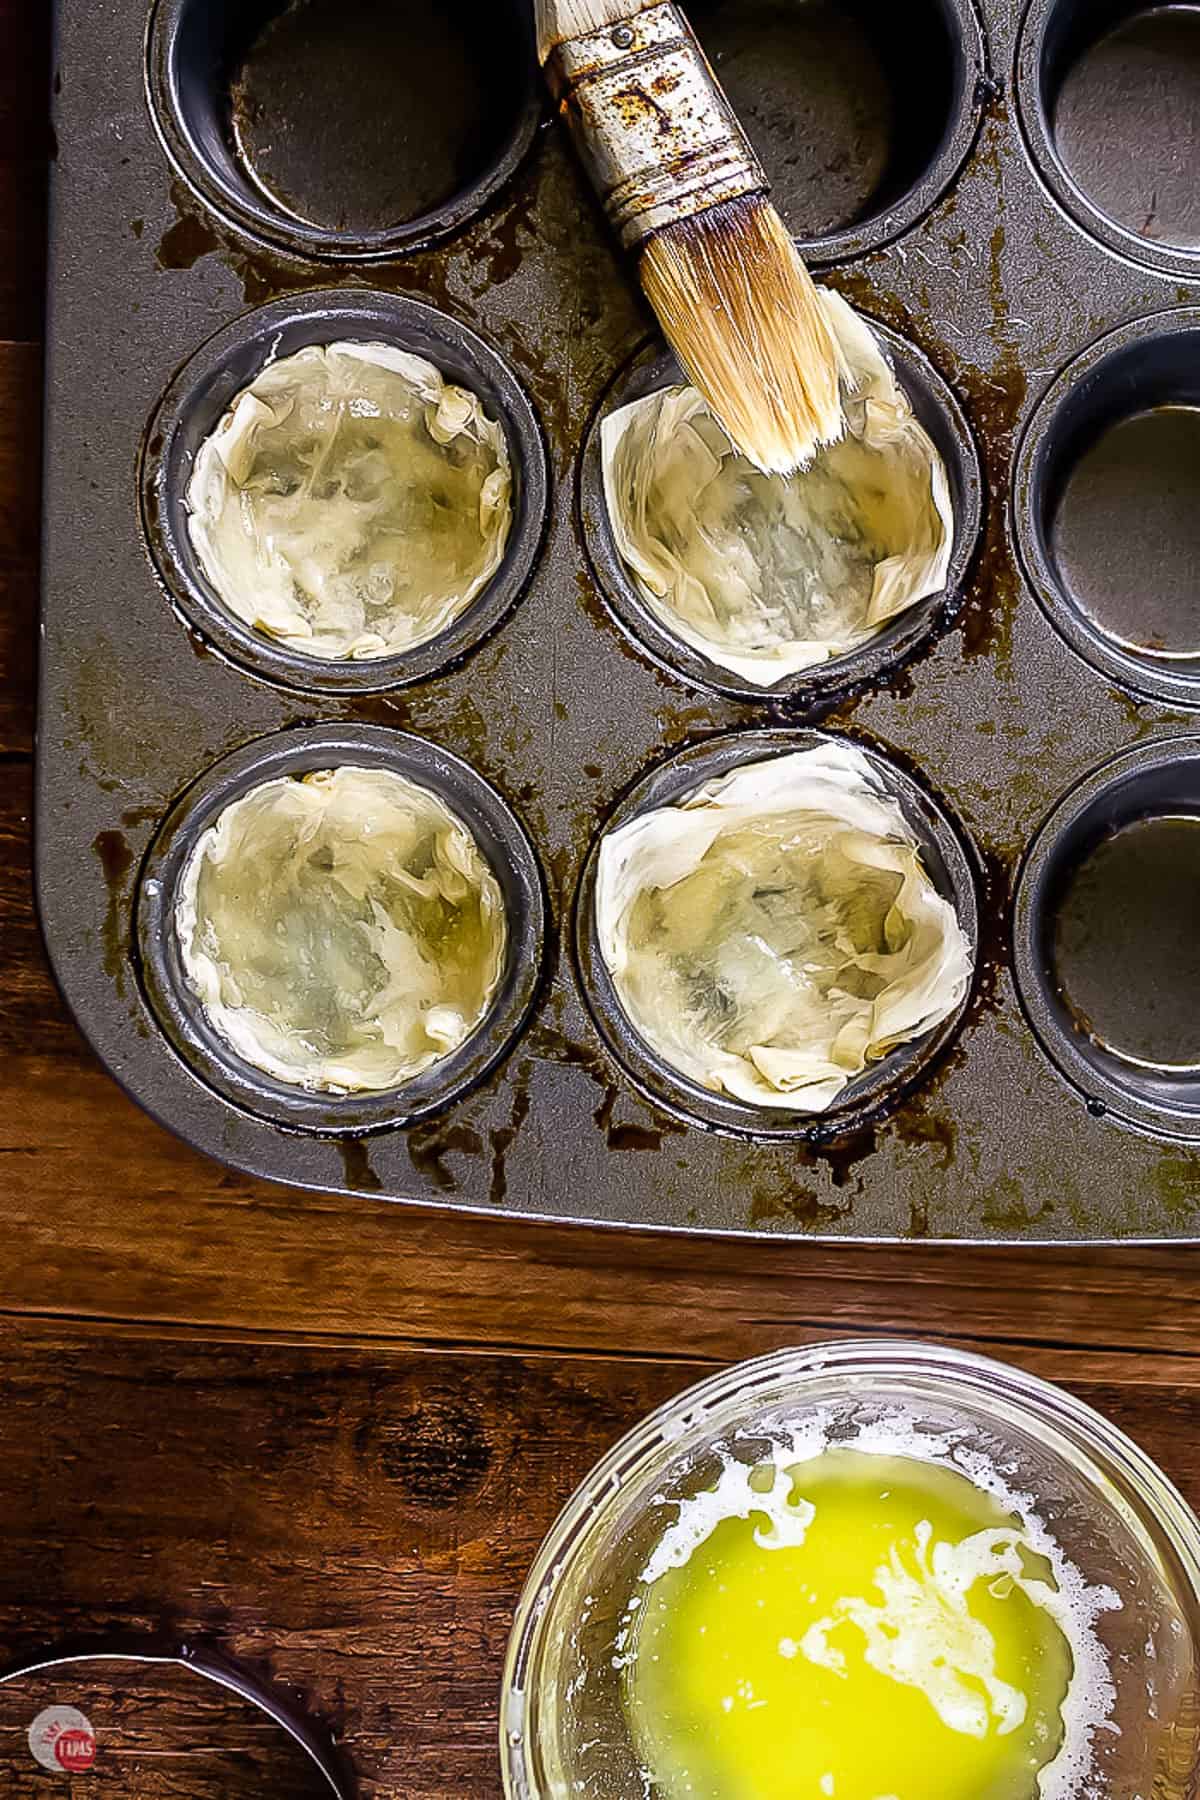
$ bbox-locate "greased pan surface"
[37,0,1200,1237]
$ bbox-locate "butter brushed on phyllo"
[601,291,953,686]
[176,766,507,1093]
[187,341,512,661]
[595,743,972,1113]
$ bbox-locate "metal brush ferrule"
[545,3,768,251]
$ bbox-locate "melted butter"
[622,1448,1115,1800]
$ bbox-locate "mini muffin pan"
[38,0,1200,1237]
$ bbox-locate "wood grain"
[2,1320,1199,1798]
[1,1661,334,1798]
[3,0,1200,1794]
[7,1038,1200,1377]
[0,1322,691,1798]
[0,345,40,755]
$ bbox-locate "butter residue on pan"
[186,342,513,661]
[176,766,507,1093]
[600,290,954,686]
[595,742,973,1112]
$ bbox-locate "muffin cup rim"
[1014,0,1200,279]
[143,0,545,262]
[572,726,982,1142]
[1011,733,1200,1142]
[138,287,551,695]
[134,723,548,1133]
[1011,305,1200,709]
[780,0,989,267]
[578,316,984,710]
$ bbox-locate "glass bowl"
[501,1340,1200,1798]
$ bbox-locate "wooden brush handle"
[545,2,767,251]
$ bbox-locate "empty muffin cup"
[145,0,541,258]
[1013,308,1200,708]
[1017,0,1200,276]
[1013,736,1200,1143]
[581,304,981,706]
[136,725,546,1133]
[141,290,549,693]
[575,730,979,1140]
[687,0,985,260]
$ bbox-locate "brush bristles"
[534,0,647,65]
[639,195,847,476]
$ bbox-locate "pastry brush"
[534,0,848,474]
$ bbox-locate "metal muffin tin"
[38,0,1200,1237]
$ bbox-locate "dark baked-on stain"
[488,1071,532,1208]
[336,1135,383,1194]
[593,1084,684,1152]
[747,1180,849,1228]
[405,1122,484,1194]
[156,207,222,272]
[93,827,133,984]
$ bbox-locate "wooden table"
[3,3,1200,1792]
